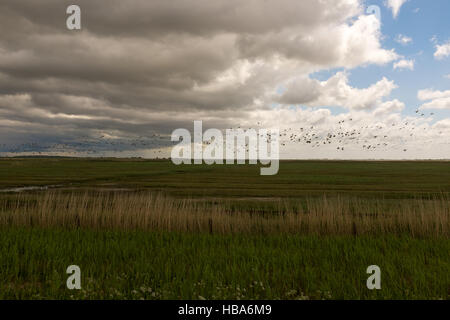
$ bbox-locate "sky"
[0,0,449,159]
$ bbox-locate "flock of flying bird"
[220,109,441,154]
[0,109,444,156]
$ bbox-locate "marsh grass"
[1,160,448,300]
[0,191,448,237]
[0,228,448,300]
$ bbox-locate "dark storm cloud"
[0,0,357,37]
[0,0,401,154]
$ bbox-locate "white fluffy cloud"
[418,89,450,110]
[373,99,405,116]
[418,89,450,101]
[393,59,414,71]
[237,14,398,69]
[385,0,408,18]
[434,42,450,60]
[395,34,412,45]
[276,72,397,110]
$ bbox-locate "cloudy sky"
[0,0,449,159]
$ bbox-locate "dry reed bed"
[0,191,448,237]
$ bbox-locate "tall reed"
[0,191,448,237]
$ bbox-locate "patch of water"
[0,185,63,193]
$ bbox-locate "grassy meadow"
[0,158,448,299]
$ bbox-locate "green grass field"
[1,158,449,198]
[1,229,448,300]
[0,159,449,300]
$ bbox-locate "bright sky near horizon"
[0,0,449,159]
